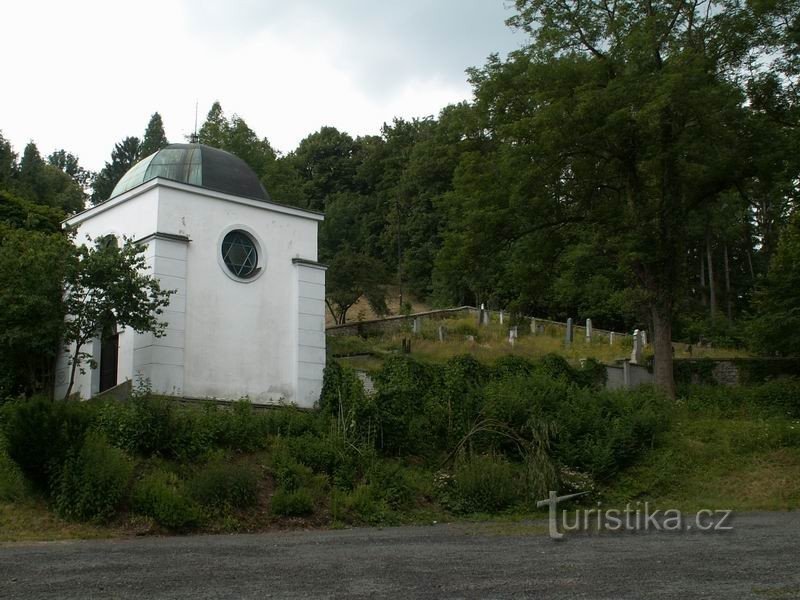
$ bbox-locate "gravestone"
[478,303,486,327]
[508,326,518,346]
[483,310,490,326]
[438,325,445,342]
[412,317,421,335]
[530,318,537,335]
[585,318,593,342]
[499,310,504,325]
[609,332,615,345]
[565,318,574,346]
[641,331,647,346]
[630,329,643,364]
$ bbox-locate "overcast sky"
[1,1,523,171]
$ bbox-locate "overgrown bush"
[132,470,199,529]
[95,397,213,460]
[0,397,93,489]
[270,487,314,517]
[187,461,259,510]
[365,461,413,510]
[683,379,800,418]
[451,454,520,513]
[270,441,315,492]
[54,432,133,522]
[0,433,28,502]
[483,374,669,480]
[320,361,377,448]
[331,484,391,524]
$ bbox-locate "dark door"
[99,326,119,393]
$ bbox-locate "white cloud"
[0,0,521,171]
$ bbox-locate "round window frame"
[217,225,265,283]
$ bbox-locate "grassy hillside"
[1,358,797,543]
[330,315,751,369]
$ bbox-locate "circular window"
[221,230,259,279]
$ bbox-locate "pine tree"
[140,112,169,158]
[91,137,141,204]
[198,102,228,148]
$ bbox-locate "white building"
[54,143,326,408]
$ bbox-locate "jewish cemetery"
[1,0,799,597]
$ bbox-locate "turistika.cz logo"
[536,491,733,540]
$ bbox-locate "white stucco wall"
[54,179,326,407]
[156,183,321,404]
[54,189,159,400]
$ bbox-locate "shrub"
[332,484,391,524]
[210,401,270,452]
[748,379,800,418]
[95,397,213,460]
[132,470,200,529]
[270,487,314,517]
[373,355,443,456]
[320,361,377,448]
[270,442,315,492]
[452,455,520,513]
[188,461,259,510]
[535,354,580,384]
[366,461,413,510]
[492,355,535,379]
[54,432,133,522]
[0,397,93,490]
[0,433,28,502]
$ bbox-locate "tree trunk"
[723,242,732,321]
[651,303,676,400]
[706,233,717,320]
[64,352,80,401]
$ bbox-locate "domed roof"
[109,143,270,201]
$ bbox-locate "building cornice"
[134,232,192,245]
[292,258,328,270]
[64,177,325,227]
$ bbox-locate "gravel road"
[1,512,799,599]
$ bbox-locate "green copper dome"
[109,143,270,201]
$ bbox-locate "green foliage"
[198,102,276,178]
[54,432,133,522]
[320,361,378,450]
[749,212,800,356]
[683,380,800,419]
[95,398,278,460]
[61,236,174,399]
[331,484,392,524]
[91,136,141,203]
[373,355,441,455]
[270,487,314,517]
[0,225,72,397]
[365,461,414,510]
[450,455,520,513]
[139,113,169,158]
[270,441,315,492]
[483,374,670,479]
[0,433,28,502]
[325,251,389,324]
[132,470,199,530]
[0,189,63,232]
[187,461,259,510]
[0,397,93,489]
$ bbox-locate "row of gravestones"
[412,309,648,364]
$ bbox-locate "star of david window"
[221,230,259,279]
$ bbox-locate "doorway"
[99,324,119,393]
